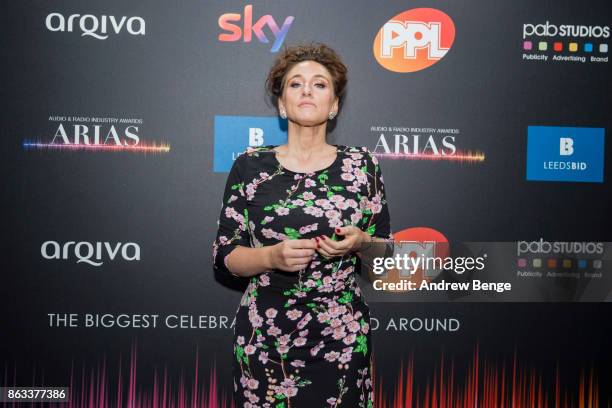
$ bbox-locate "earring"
[328,111,336,120]
[280,109,287,119]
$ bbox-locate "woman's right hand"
[269,239,318,272]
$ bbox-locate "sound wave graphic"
[22,140,171,154]
[374,150,485,163]
[2,344,608,407]
[374,345,605,408]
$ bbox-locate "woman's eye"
[315,83,327,88]
[290,82,302,88]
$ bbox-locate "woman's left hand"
[313,226,370,259]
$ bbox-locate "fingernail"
[335,228,341,233]
[321,236,326,240]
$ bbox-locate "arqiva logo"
[373,8,455,73]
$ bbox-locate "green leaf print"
[366,224,376,236]
[338,291,353,304]
[235,345,244,363]
[330,185,344,191]
[284,227,301,239]
[354,335,368,356]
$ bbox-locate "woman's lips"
[298,102,316,107]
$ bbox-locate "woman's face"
[278,60,338,127]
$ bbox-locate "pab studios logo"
[373,8,455,73]
[213,115,287,172]
[526,126,604,183]
[45,13,145,39]
[41,240,141,267]
[218,4,294,52]
[522,21,609,63]
[23,115,170,154]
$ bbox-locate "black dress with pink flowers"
[212,145,392,408]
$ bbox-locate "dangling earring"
[328,111,336,120]
[280,109,287,119]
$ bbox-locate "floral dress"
[212,145,392,407]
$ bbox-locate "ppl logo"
[373,8,455,73]
[218,4,294,53]
[371,227,449,288]
[526,126,605,183]
[213,115,288,172]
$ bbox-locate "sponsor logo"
[516,239,606,279]
[218,4,294,53]
[521,21,609,63]
[213,115,288,172]
[23,115,170,154]
[370,124,485,163]
[373,8,455,73]
[526,126,604,182]
[45,13,145,39]
[41,241,141,267]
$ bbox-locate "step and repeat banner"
[3,1,610,406]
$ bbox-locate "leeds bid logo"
[526,126,605,183]
[373,8,455,73]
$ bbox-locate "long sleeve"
[362,148,393,240]
[212,153,252,276]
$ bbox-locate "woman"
[212,43,392,407]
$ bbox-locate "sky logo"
[213,115,288,172]
[218,4,294,52]
[526,126,605,183]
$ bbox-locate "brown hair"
[266,43,348,112]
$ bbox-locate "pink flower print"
[345,198,358,208]
[246,378,259,390]
[295,291,307,298]
[297,313,312,329]
[324,209,341,219]
[339,352,352,364]
[310,340,324,356]
[299,329,308,337]
[332,326,347,340]
[315,199,330,207]
[244,345,256,355]
[279,334,291,345]
[263,216,274,224]
[292,199,305,206]
[275,207,290,216]
[293,337,307,347]
[249,314,263,328]
[265,308,278,319]
[287,298,296,306]
[335,200,349,210]
[299,223,318,234]
[304,178,316,188]
[328,218,343,228]
[347,185,360,193]
[317,312,330,323]
[302,191,316,200]
[324,351,340,362]
[259,172,269,179]
[329,194,345,203]
[245,183,256,200]
[304,279,317,288]
[327,397,337,405]
[341,172,355,181]
[362,322,370,334]
[304,206,324,217]
[228,195,238,203]
[350,212,363,224]
[370,154,379,165]
[277,344,290,355]
[312,271,322,279]
[266,326,281,337]
[341,313,354,323]
[259,273,270,286]
[280,379,298,397]
[342,158,353,166]
[347,321,361,333]
[330,318,343,328]
[237,336,245,345]
[290,359,305,367]
[258,351,269,364]
[342,333,356,345]
[350,153,363,160]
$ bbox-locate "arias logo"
[373,8,455,73]
[23,115,170,154]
